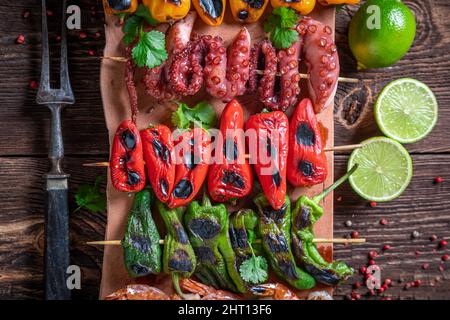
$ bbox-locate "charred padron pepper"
[122,187,162,277]
[230,0,269,23]
[110,120,146,192]
[141,125,176,203]
[143,0,191,23]
[208,100,253,202]
[229,209,263,268]
[103,0,138,14]
[270,0,316,15]
[168,128,210,208]
[246,111,289,210]
[184,195,247,293]
[254,194,316,290]
[287,98,327,187]
[193,0,226,26]
[291,165,358,285]
[157,201,196,297]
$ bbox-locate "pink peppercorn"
[442,254,449,262]
[87,49,96,56]
[380,218,388,225]
[369,259,376,266]
[370,201,377,208]
[79,31,87,39]
[422,263,430,270]
[382,245,391,251]
[414,280,422,287]
[384,279,392,286]
[430,235,437,241]
[22,10,30,18]
[369,251,378,259]
[16,34,25,44]
[434,176,444,184]
[353,282,361,289]
[29,80,38,90]
[439,240,447,248]
[378,287,385,294]
[351,231,359,239]
[360,266,367,274]
[439,265,445,272]
[369,289,376,296]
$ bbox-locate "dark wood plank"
[0,154,448,299]
[0,0,449,156]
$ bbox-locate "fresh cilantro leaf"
[74,176,106,214]
[171,101,217,129]
[263,7,299,50]
[132,30,168,68]
[135,4,158,26]
[271,27,299,50]
[272,7,298,29]
[122,15,141,45]
[239,243,269,285]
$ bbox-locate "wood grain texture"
[0,0,449,300]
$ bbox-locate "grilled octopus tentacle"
[297,17,340,114]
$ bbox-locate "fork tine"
[59,0,74,102]
[37,0,50,98]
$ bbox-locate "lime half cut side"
[348,137,413,202]
[375,78,438,144]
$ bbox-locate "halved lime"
[375,78,438,144]
[348,137,413,202]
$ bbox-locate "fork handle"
[48,104,66,175]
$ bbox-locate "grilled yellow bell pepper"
[193,0,226,26]
[230,0,269,23]
[143,0,191,23]
[318,0,359,5]
[270,0,316,15]
[103,0,138,15]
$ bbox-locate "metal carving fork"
[36,0,74,300]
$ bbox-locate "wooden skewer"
[82,144,362,167]
[101,56,360,84]
[86,238,366,246]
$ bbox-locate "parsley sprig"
[239,242,269,285]
[122,4,167,69]
[74,176,107,214]
[263,7,299,50]
[171,101,217,130]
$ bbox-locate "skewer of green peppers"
[291,165,358,285]
[254,194,316,290]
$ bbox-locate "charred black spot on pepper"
[278,259,299,280]
[160,179,169,197]
[173,222,189,244]
[107,0,132,11]
[303,264,340,286]
[199,0,224,19]
[188,218,221,239]
[262,203,287,222]
[264,233,289,253]
[223,140,238,161]
[295,205,312,229]
[127,170,141,185]
[130,263,150,276]
[296,122,316,147]
[238,10,249,20]
[129,235,150,253]
[152,139,170,163]
[168,249,194,273]
[172,179,193,199]
[299,160,314,177]
[222,171,245,189]
[194,246,216,263]
[244,0,265,9]
[230,227,249,249]
[120,128,136,150]
[272,170,282,187]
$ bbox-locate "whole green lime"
[349,0,416,69]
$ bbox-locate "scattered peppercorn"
[353,281,361,289]
[434,176,444,184]
[87,49,96,56]
[439,265,445,272]
[94,31,101,39]
[336,196,342,202]
[369,201,377,208]
[369,259,375,266]
[22,10,30,19]
[439,240,447,248]
[360,266,367,274]
[412,230,420,239]
[382,244,391,251]
[55,35,61,42]
[369,250,378,259]
[415,251,421,256]
[384,279,392,287]
[442,254,449,262]
[378,287,385,294]
[403,283,411,290]
[430,235,438,242]
[422,263,430,270]
[345,220,352,227]
[380,218,388,225]
[29,80,38,90]
[414,280,422,287]
[47,9,53,17]
[16,34,25,44]
[79,31,87,39]
[351,231,359,239]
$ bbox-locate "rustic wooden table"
[0,0,448,300]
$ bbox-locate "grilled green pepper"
[122,187,162,277]
[157,201,196,297]
[291,165,358,286]
[254,194,316,290]
[185,195,247,293]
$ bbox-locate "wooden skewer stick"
[86,238,366,246]
[101,56,360,84]
[82,144,362,167]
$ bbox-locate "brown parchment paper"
[99,5,336,299]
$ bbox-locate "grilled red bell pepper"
[246,110,289,210]
[208,100,253,202]
[168,128,210,208]
[110,120,146,192]
[287,98,327,187]
[140,125,176,203]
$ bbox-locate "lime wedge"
[375,78,438,144]
[348,137,413,202]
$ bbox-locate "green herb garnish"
[171,101,217,129]
[74,176,106,214]
[239,242,269,285]
[263,7,299,50]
